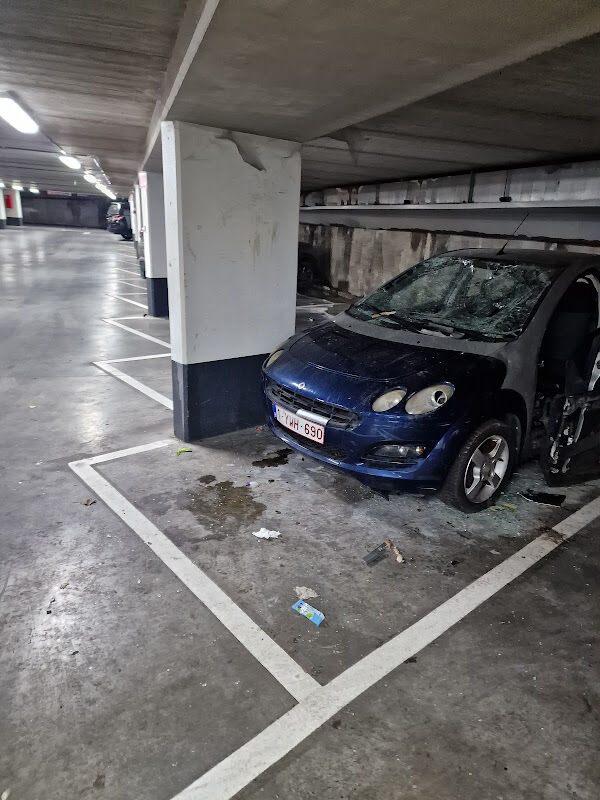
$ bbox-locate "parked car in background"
[106,200,132,240]
[263,249,600,512]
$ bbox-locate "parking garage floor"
[1,226,598,800]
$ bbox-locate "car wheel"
[440,419,515,512]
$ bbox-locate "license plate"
[273,403,326,444]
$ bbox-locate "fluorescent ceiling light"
[98,184,116,200]
[0,182,4,189]
[0,97,39,134]
[59,154,81,170]
[83,172,97,184]
[11,183,23,191]
[29,186,40,193]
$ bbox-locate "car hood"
[288,321,480,381]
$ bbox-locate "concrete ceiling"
[0,0,186,195]
[0,116,112,195]
[1,0,599,195]
[145,0,600,191]
[301,32,600,189]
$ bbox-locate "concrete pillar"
[0,192,6,229]
[5,189,23,226]
[134,182,145,277]
[129,190,139,256]
[162,121,301,441]
[139,171,168,317]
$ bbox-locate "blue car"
[263,249,600,511]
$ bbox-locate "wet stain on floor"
[186,480,266,533]
[198,474,216,484]
[189,532,227,544]
[252,448,293,468]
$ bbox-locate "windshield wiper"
[370,312,424,332]
[374,312,455,336]
[401,315,460,336]
[356,300,382,314]
[420,321,457,335]
[355,304,415,330]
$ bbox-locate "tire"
[439,419,516,512]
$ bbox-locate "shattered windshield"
[348,255,554,341]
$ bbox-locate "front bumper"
[263,378,470,492]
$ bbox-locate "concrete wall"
[299,223,600,297]
[21,196,110,228]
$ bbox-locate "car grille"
[266,380,360,428]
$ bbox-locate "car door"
[541,329,600,485]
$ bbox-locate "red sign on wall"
[4,194,12,210]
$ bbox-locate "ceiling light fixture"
[29,186,40,193]
[12,183,23,191]
[59,154,81,170]
[0,96,39,134]
[0,182,5,189]
[96,183,116,200]
[83,172,97,184]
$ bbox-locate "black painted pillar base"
[172,354,268,441]
[147,277,169,317]
[139,258,146,278]
[133,240,139,258]
[6,217,23,226]
[0,219,5,229]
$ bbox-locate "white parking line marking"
[170,494,600,800]
[107,293,148,309]
[118,279,146,288]
[102,353,171,364]
[84,439,173,466]
[113,267,141,276]
[94,264,600,799]
[69,442,320,703]
[94,361,173,409]
[102,317,170,348]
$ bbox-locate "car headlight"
[265,349,284,369]
[372,389,407,412]
[405,383,455,415]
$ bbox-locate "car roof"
[443,248,600,270]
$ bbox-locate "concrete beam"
[299,204,600,245]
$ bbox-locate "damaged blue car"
[262,250,600,511]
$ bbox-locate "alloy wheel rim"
[463,434,509,503]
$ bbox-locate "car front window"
[348,255,554,341]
